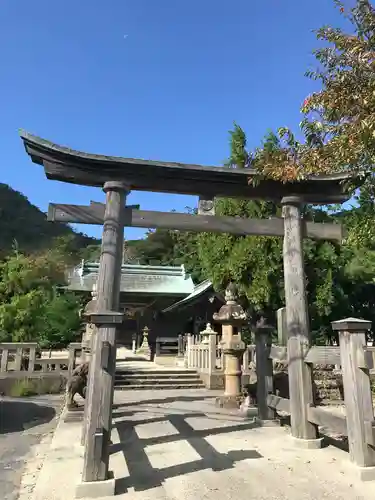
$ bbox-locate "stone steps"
[115,372,199,379]
[115,383,205,391]
[115,366,205,391]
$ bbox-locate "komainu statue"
[66,362,89,409]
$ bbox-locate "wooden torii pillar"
[282,196,320,445]
[77,181,128,497]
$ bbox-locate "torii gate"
[20,130,352,497]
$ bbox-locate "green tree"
[193,124,375,343]
[169,229,204,283]
[300,0,375,178]
[124,225,204,282]
[134,229,176,265]
[240,1,374,186]
[0,183,98,259]
[197,124,284,324]
[37,291,82,348]
[0,250,82,347]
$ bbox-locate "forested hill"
[0,183,98,257]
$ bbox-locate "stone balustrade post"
[199,323,217,374]
[131,333,137,354]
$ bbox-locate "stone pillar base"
[75,477,115,498]
[355,465,375,482]
[258,419,281,427]
[290,436,324,449]
[215,394,243,409]
[238,395,258,418]
[63,405,85,423]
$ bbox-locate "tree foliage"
[0,250,82,347]
[195,124,375,343]
[300,0,375,177]
[246,1,375,184]
[196,125,283,321]
[0,183,97,258]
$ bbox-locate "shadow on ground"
[113,394,219,411]
[112,396,262,495]
[0,400,56,434]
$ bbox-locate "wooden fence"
[261,320,375,480]
[185,318,375,479]
[0,342,83,378]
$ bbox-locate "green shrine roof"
[67,261,195,296]
[162,279,214,313]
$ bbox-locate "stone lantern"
[200,323,216,344]
[213,282,248,408]
[137,325,151,360]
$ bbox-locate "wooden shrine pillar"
[281,196,320,446]
[254,318,276,422]
[79,181,128,494]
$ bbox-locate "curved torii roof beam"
[20,130,352,204]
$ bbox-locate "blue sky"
[0,0,351,240]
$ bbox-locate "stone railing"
[186,336,213,371]
[0,342,83,378]
[185,331,255,379]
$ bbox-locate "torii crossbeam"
[48,202,345,241]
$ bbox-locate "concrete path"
[0,394,64,500]
[25,388,375,500]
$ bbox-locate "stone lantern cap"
[142,325,150,336]
[200,323,216,335]
[213,282,248,325]
[200,323,217,344]
[255,316,274,332]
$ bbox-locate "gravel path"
[0,395,64,500]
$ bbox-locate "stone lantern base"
[215,394,243,409]
[215,339,246,409]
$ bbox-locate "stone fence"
[184,328,256,389]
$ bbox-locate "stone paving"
[0,394,64,500]
[22,388,375,500]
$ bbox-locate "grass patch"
[4,376,66,397]
[9,379,38,397]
